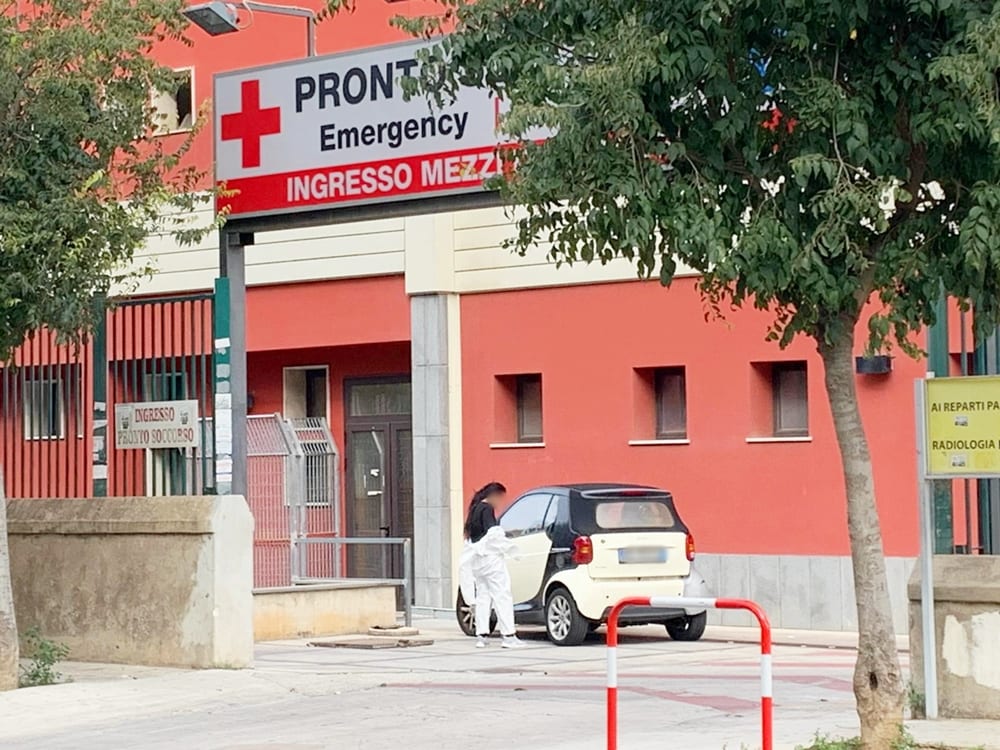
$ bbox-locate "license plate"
[618,547,667,564]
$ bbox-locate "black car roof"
[533,483,670,495]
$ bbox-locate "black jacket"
[466,502,498,543]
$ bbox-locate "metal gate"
[1,292,217,499]
[247,414,339,588]
[102,294,216,497]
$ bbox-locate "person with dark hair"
[459,481,523,648]
[464,481,506,542]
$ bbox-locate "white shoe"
[475,636,488,648]
[501,635,525,649]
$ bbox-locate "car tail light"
[686,533,696,562]
[572,535,594,565]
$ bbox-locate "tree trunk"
[819,327,904,748]
[0,475,17,691]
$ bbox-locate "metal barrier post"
[606,596,772,750]
[403,538,412,627]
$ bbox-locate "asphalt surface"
[0,619,985,750]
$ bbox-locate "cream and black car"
[457,483,712,646]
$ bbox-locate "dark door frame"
[343,376,413,583]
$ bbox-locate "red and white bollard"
[606,596,773,750]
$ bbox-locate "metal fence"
[105,294,216,497]
[287,418,340,582]
[0,292,216,500]
[0,331,92,499]
[247,414,298,588]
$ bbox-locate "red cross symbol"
[221,80,281,169]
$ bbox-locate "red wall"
[461,277,924,558]
[248,341,411,554]
[245,273,411,445]
[249,343,411,424]
[247,275,410,352]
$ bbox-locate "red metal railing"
[606,596,773,750]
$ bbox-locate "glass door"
[344,378,413,604]
[346,427,389,579]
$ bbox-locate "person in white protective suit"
[460,482,525,649]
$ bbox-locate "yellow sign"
[925,376,1000,477]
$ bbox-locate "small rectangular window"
[516,374,543,443]
[152,68,194,135]
[655,367,687,439]
[773,362,808,436]
[305,368,328,419]
[23,378,66,440]
[285,367,336,420]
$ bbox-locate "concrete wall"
[253,584,396,641]
[7,495,253,669]
[700,554,915,634]
[909,555,1000,719]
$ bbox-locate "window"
[655,367,687,439]
[631,366,689,444]
[542,495,561,531]
[305,369,328,419]
[516,374,543,443]
[21,365,84,441]
[347,379,410,417]
[499,493,553,537]
[595,501,676,530]
[23,378,66,440]
[284,367,330,420]
[772,362,808,436]
[493,373,544,446]
[152,68,194,135]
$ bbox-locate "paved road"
[0,621,906,750]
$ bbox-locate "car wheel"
[587,622,602,633]
[456,590,497,637]
[545,588,589,646]
[665,612,707,642]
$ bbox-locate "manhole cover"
[309,637,434,649]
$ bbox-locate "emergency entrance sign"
[115,400,199,450]
[924,376,1000,477]
[215,39,509,219]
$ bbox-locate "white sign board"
[115,401,199,450]
[215,39,520,219]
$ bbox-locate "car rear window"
[594,500,676,530]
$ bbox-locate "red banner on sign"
[217,144,506,217]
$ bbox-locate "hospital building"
[2,0,996,635]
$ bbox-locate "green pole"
[975,329,997,554]
[91,298,108,497]
[213,276,231,495]
[928,291,954,553]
